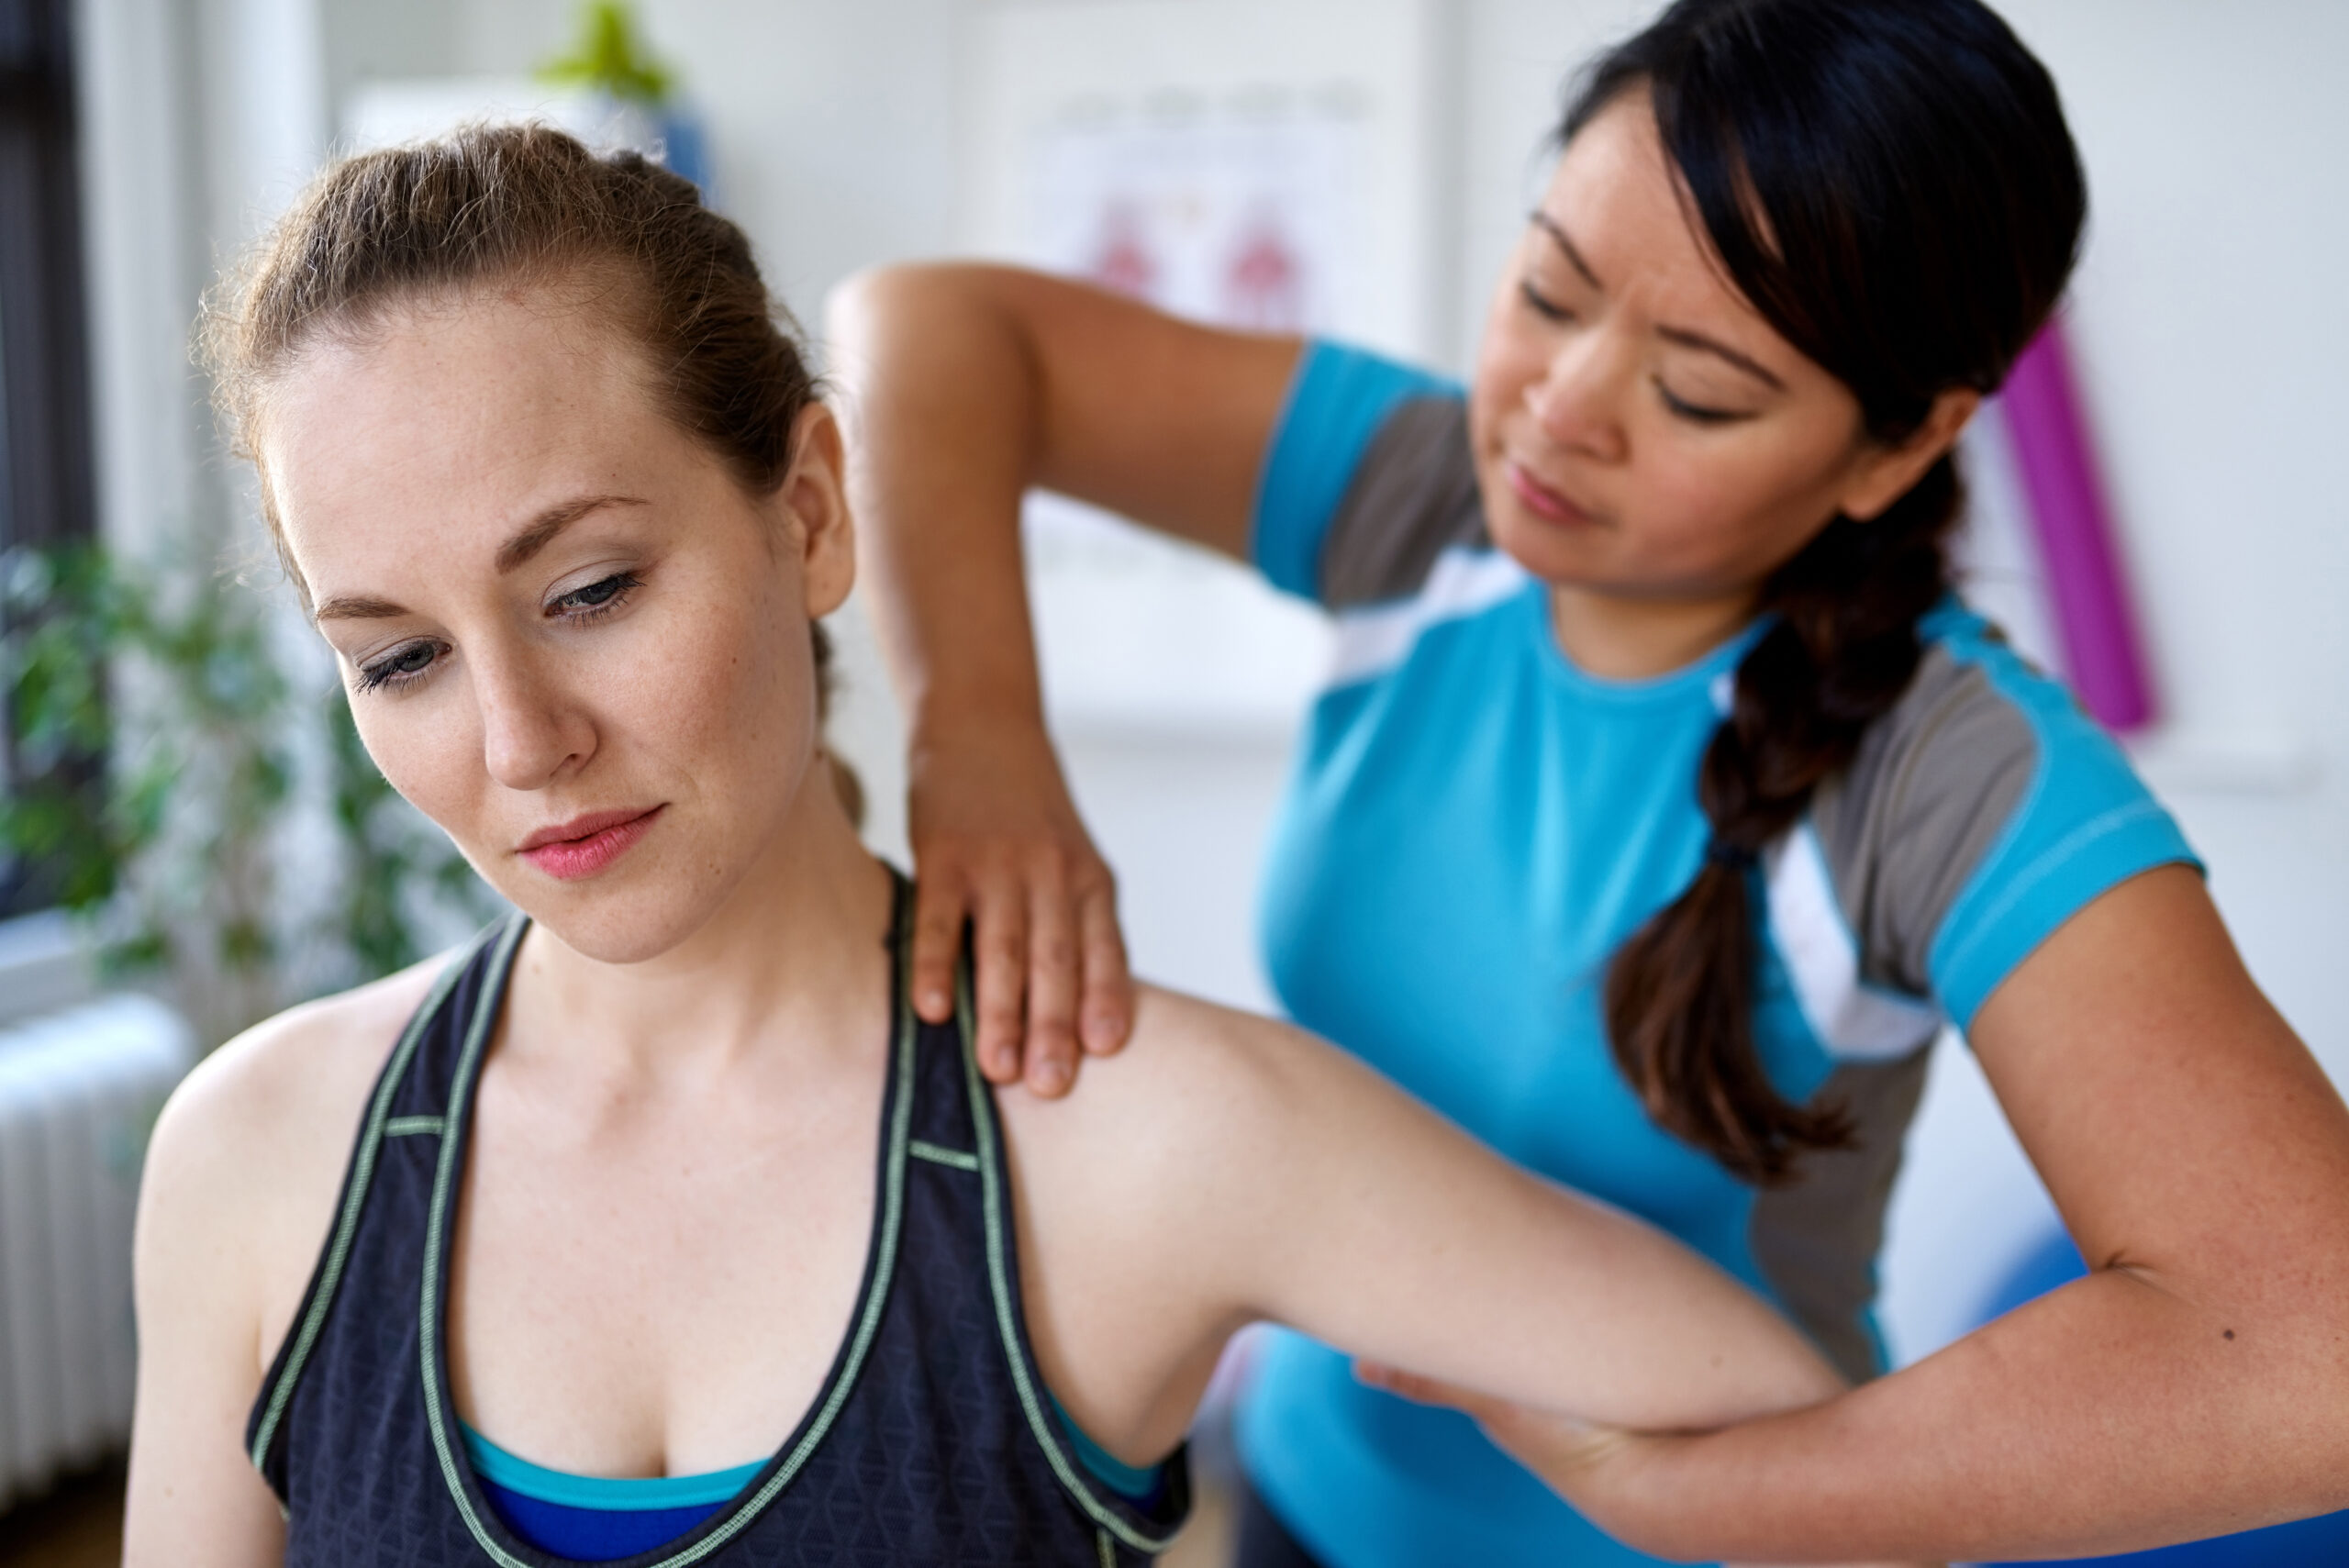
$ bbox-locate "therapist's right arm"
[823,264,1301,1098]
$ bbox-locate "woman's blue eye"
[356,639,444,693]
[351,573,640,695]
[552,572,641,617]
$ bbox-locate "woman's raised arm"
[1193,996,1849,1435]
[1005,984,1852,1478]
[823,266,1298,1100]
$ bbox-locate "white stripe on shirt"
[1765,823,1943,1062]
[1326,547,1531,688]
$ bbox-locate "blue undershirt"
[460,1394,1161,1561]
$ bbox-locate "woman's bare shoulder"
[1112,984,1381,1113]
[158,954,448,1163]
[138,951,459,1347]
[997,982,1391,1210]
[990,984,1354,1452]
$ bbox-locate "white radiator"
[0,992,193,1510]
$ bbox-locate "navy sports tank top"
[245,882,1191,1565]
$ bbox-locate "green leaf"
[536,2,674,106]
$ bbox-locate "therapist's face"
[1469,92,1965,622]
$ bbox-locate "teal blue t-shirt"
[1232,343,2199,1567]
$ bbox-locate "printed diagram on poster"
[1012,97,1376,732]
[1023,99,1368,336]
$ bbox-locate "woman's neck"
[1548,582,1762,681]
[502,759,896,1084]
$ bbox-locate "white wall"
[449,0,964,312]
[1995,0,2349,1084]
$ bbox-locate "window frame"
[0,0,101,919]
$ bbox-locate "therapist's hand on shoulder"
[907,712,1133,1096]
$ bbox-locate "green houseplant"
[0,541,498,1043]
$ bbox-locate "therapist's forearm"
[826,265,1051,740]
[1597,1268,2349,1563]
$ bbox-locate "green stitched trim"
[959,971,1179,1556]
[246,936,483,1473]
[417,917,534,1566]
[424,906,922,1568]
[384,1116,445,1138]
[908,1139,979,1172]
[1097,1526,1118,1567]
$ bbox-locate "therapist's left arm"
[1375,864,2349,1563]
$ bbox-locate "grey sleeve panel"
[1316,395,1490,610]
[1747,1046,1935,1383]
[1810,644,2042,997]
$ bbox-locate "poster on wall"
[1021,95,1369,338]
[960,0,1451,736]
[1008,95,1381,734]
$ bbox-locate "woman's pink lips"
[1504,458,1596,526]
[518,806,663,882]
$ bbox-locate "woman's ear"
[1839,386,1980,522]
[781,403,856,618]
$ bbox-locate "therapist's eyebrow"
[1530,210,1604,292]
[1532,209,1787,393]
[495,493,651,573]
[1656,325,1786,391]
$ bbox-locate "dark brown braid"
[1607,462,1964,1182]
[1571,0,2087,1184]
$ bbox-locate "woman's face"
[264,284,854,965]
[1469,93,1954,613]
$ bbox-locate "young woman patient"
[121,127,1853,1568]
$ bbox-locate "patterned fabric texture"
[245,881,1189,1566]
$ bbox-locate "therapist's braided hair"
[1578,0,2087,1183]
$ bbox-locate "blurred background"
[0,0,2343,1562]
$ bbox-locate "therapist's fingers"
[970,876,1031,1083]
[1075,872,1133,1056]
[907,868,970,1026]
[902,724,1130,1087]
[1021,860,1083,1096]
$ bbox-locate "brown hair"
[205,122,856,812]
[1568,0,2086,1184]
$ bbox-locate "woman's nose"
[1524,329,1631,464]
[473,651,594,791]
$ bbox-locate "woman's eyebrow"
[495,494,652,573]
[314,593,407,622]
[313,494,653,622]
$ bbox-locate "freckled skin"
[267,292,841,966]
